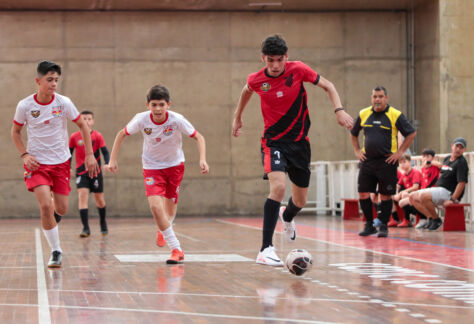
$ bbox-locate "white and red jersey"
[13,93,80,165]
[125,110,196,170]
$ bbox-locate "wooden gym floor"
[0,216,473,323]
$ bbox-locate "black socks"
[80,208,89,230]
[379,199,393,224]
[359,198,373,224]
[283,197,302,222]
[261,198,280,252]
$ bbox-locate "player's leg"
[78,188,90,237]
[148,195,183,264]
[280,172,309,243]
[93,192,107,234]
[399,191,413,227]
[358,161,378,236]
[374,161,398,238]
[411,188,445,230]
[157,198,178,247]
[34,186,63,268]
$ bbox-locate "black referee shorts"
[261,139,311,188]
[358,158,398,195]
[76,172,104,193]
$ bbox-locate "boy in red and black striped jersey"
[232,35,353,266]
[70,111,110,237]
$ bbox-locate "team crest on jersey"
[24,171,32,179]
[51,106,63,117]
[78,139,84,146]
[163,126,174,136]
[144,128,152,135]
[145,177,154,185]
[31,110,40,118]
[261,83,271,91]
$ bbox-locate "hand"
[232,118,243,137]
[355,149,366,162]
[84,154,99,178]
[22,154,40,171]
[200,160,209,174]
[385,151,402,165]
[106,161,119,174]
[336,110,354,130]
[443,200,454,208]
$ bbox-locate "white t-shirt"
[125,110,196,170]
[13,93,80,165]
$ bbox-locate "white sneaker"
[279,206,296,242]
[415,219,428,229]
[256,246,284,267]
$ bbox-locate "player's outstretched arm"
[75,116,99,178]
[316,76,353,130]
[191,131,209,174]
[106,129,127,174]
[11,123,40,171]
[232,84,253,137]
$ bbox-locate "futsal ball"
[285,249,313,276]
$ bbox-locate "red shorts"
[24,161,71,195]
[143,163,185,203]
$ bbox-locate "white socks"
[162,226,181,251]
[43,225,62,253]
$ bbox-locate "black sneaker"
[428,218,443,231]
[359,223,378,236]
[48,250,62,268]
[100,222,108,235]
[79,229,90,238]
[377,224,388,237]
[422,218,433,229]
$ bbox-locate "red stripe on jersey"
[270,92,305,141]
[72,114,81,122]
[33,93,55,106]
[124,127,130,135]
[13,120,24,126]
[295,97,309,142]
[189,130,197,138]
[261,138,272,174]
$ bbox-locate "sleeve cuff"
[72,114,81,122]
[313,74,320,85]
[13,120,24,126]
[189,130,197,138]
[124,127,130,136]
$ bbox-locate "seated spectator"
[392,154,422,227]
[416,148,441,228]
[410,138,469,231]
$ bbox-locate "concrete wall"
[0,10,408,217]
[415,0,474,154]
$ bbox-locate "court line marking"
[0,303,336,324]
[35,228,51,324]
[216,219,474,273]
[0,288,472,310]
[0,266,35,269]
[174,231,200,242]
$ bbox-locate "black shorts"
[76,172,104,193]
[261,138,311,188]
[358,158,398,195]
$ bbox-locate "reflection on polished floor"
[1,216,473,323]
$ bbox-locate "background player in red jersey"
[70,110,110,237]
[106,85,209,264]
[11,61,99,268]
[232,35,353,266]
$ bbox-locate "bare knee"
[270,183,286,201]
[38,200,53,216]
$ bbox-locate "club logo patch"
[24,171,32,179]
[163,126,174,136]
[155,137,161,143]
[78,139,84,146]
[145,177,154,185]
[261,83,271,91]
[51,106,63,117]
[144,128,152,135]
[44,120,50,124]
[31,110,40,118]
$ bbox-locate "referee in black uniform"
[350,86,416,237]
